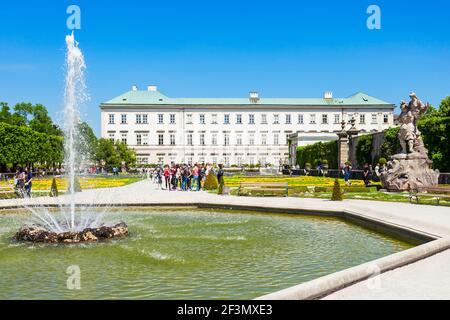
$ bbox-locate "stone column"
[337,131,349,168]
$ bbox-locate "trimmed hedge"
[296,140,338,169]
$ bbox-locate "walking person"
[24,167,33,198]
[163,165,171,190]
[343,162,352,186]
[216,164,225,194]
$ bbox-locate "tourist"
[24,167,33,198]
[343,162,352,186]
[163,165,171,190]
[362,163,371,187]
[191,163,199,191]
[217,164,224,187]
[170,164,177,191]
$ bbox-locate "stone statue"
[381,93,439,191]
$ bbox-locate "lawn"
[221,175,450,207]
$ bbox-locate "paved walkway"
[1,179,450,299]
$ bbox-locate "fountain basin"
[14,222,128,243]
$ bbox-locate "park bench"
[409,187,450,205]
[237,182,288,197]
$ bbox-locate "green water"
[0,207,413,299]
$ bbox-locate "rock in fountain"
[14,222,129,243]
[381,93,439,191]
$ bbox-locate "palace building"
[100,86,395,166]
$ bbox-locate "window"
[273,114,279,124]
[136,133,142,145]
[236,114,242,124]
[186,114,193,124]
[224,156,230,167]
[310,114,316,124]
[334,114,340,124]
[261,114,267,124]
[236,157,243,167]
[108,132,115,141]
[137,156,149,165]
[236,133,243,145]
[170,114,176,124]
[298,114,304,124]
[249,114,255,124]
[136,114,147,124]
[212,133,218,145]
[322,114,328,124]
[170,134,176,145]
[121,114,127,124]
[136,114,142,124]
[223,114,229,124]
[142,114,148,124]
[360,114,366,124]
[286,114,291,124]
[259,157,267,166]
[199,133,205,146]
[158,134,164,145]
[274,133,279,145]
[211,114,218,124]
[199,114,205,124]
[142,133,148,145]
[261,133,267,145]
[158,114,164,124]
[187,133,193,146]
[108,114,115,124]
[224,132,230,146]
[372,114,378,124]
[121,133,127,144]
[249,133,255,145]
[384,114,389,124]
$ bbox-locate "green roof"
[102,90,393,107]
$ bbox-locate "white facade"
[100,88,395,166]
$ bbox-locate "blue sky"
[1,0,449,135]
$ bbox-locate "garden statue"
[381,93,439,191]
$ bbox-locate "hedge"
[296,140,338,168]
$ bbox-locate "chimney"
[249,91,260,103]
[324,91,333,99]
[147,85,158,92]
[132,85,138,91]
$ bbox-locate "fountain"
[14,32,128,243]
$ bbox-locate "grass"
[218,175,450,207]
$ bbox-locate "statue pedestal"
[381,153,439,192]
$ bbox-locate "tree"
[76,122,98,161]
[0,102,12,124]
[29,104,62,136]
[94,139,121,170]
[356,134,373,166]
[115,141,136,169]
[418,96,450,172]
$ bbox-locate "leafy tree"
[94,138,121,170]
[0,102,12,123]
[76,122,98,161]
[115,140,136,169]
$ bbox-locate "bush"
[378,157,387,166]
[68,176,82,193]
[218,177,224,195]
[331,179,343,201]
[356,134,373,166]
[203,172,219,190]
[49,177,58,197]
[296,140,338,169]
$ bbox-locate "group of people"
[149,163,224,191]
[13,168,33,198]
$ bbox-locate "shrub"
[296,140,338,169]
[68,176,82,193]
[378,157,387,166]
[356,134,373,166]
[203,172,219,190]
[49,177,58,197]
[218,176,224,195]
[331,179,343,201]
